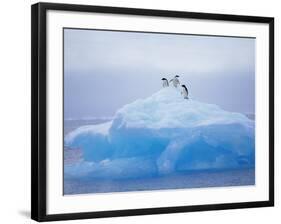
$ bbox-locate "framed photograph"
[31,2,274,222]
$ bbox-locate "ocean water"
[64,115,255,195]
[64,169,254,195]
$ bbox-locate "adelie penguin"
[161,78,169,88]
[181,85,189,99]
[170,75,180,88]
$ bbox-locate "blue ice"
[65,87,255,179]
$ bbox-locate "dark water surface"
[64,169,255,195]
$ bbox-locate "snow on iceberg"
[65,87,255,179]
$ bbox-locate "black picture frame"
[31,2,274,222]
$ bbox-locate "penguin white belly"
[163,80,169,87]
[182,90,188,99]
[173,78,180,87]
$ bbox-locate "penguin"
[161,78,169,87]
[169,75,180,88]
[181,85,189,99]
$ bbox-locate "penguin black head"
[161,78,167,80]
[175,75,180,78]
[181,85,187,91]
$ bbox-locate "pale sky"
[64,28,255,119]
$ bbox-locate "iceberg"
[65,87,255,179]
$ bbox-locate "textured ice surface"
[65,87,255,179]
